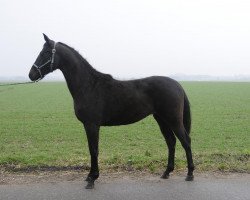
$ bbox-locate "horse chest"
[74,101,102,123]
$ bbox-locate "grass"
[0,82,249,173]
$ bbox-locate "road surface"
[0,174,249,200]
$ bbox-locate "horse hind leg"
[154,114,176,179]
[172,123,194,181]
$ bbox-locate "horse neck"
[57,44,96,99]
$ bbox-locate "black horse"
[29,34,194,189]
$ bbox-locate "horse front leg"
[84,123,100,189]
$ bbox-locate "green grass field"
[0,82,249,173]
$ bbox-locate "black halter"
[33,42,57,80]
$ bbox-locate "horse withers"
[29,34,194,189]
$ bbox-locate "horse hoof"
[185,175,194,181]
[85,181,94,189]
[161,173,170,179]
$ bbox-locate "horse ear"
[43,33,51,44]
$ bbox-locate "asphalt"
[0,175,249,200]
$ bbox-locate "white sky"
[0,0,250,79]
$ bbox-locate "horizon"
[1,73,250,82]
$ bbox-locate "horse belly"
[102,102,153,126]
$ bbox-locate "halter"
[32,42,57,81]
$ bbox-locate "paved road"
[0,176,249,200]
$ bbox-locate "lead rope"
[0,81,36,87]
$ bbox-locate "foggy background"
[1,0,250,81]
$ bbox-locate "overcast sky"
[1,0,250,79]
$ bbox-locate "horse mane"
[59,42,113,80]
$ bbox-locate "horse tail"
[183,92,191,135]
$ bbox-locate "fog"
[1,0,250,80]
